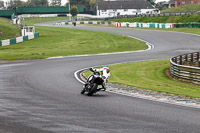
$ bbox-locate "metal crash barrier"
[170,52,200,84]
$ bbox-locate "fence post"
[198,52,200,67]
[191,53,194,62]
[175,57,177,64]
[180,55,182,65]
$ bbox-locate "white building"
[97,0,158,17]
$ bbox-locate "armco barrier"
[0,32,39,47]
[170,52,200,84]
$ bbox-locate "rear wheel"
[88,83,98,96]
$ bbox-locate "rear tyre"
[88,83,98,96]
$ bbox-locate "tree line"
[0,0,97,10]
[0,0,156,10]
[0,0,63,9]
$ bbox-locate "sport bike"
[81,68,105,96]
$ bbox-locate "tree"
[147,0,156,5]
[27,0,49,7]
[50,0,61,6]
[0,0,4,9]
[70,5,79,17]
[156,2,166,10]
[7,0,24,10]
[69,0,90,10]
[89,0,96,10]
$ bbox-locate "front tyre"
[81,89,85,94]
[88,83,98,96]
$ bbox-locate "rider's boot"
[102,83,106,91]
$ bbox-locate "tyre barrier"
[55,21,114,26]
[0,32,39,47]
[174,23,200,28]
[170,52,200,84]
[115,22,175,29]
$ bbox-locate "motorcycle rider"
[85,66,110,91]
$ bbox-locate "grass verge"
[22,17,69,26]
[109,14,200,23]
[161,4,200,13]
[0,26,147,60]
[0,17,21,40]
[84,59,200,99]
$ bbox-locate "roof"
[97,0,155,10]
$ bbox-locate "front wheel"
[81,89,85,94]
[87,83,98,96]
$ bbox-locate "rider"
[85,66,110,91]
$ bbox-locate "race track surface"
[0,23,200,133]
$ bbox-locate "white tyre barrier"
[16,36,23,43]
[2,40,10,46]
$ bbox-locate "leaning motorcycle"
[81,68,105,96]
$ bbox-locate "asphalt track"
[0,23,200,133]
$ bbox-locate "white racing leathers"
[94,67,110,83]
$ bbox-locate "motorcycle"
[81,68,105,96]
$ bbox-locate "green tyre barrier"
[162,24,166,29]
[10,38,16,45]
[0,41,2,46]
[23,36,29,41]
[126,23,129,27]
[34,32,40,38]
[157,24,160,28]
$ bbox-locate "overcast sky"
[1,0,169,5]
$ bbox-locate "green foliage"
[0,17,21,40]
[7,0,27,10]
[50,0,61,6]
[70,5,79,17]
[161,4,200,13]
[69,0,90,10]
[27,0,48,7]
[109,14,200,23]
[0,1,4,8]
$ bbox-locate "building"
[97,0,157,17]
[175,0,200,7]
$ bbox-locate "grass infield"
[0,26,147,60]
[84,59,200,99]
[0,17,21,40]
